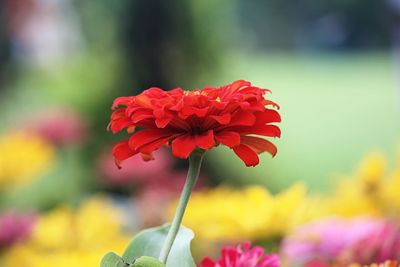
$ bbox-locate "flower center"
[191,127,203,135]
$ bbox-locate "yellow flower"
[2,196,130,267]
[174,183,307,242]
[324,150,400,217]
[171,149,400,245]
[0,132,55,189]
[265,183,308,235]
[357,152,386,186]
[316,152,386,217]
[381,169,400,215]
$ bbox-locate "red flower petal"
[181,106,209,117]
[140,152,154,161]
[112,140,138,168]
[210,113,231,125]
[109,109,133,133]
[226,80,251,94]
[215,131,241,147]
[255,109,281,124]
[131,110,154,123]
[239,125,281,137]
[169,117,191,131]
[127,125,136,133]
[262,99,280,109]
[109,117,133,134]
[233,144,260,167]
[129,129,172,150]
[243,101,265,112]
[240,136,277,156]
[195,130,215,150]
[139,136,171,154]
[229,111,256,127]
[171,135,196,158]
[110,108,126,120]
[155,116,172,128]
[134,94,153,108]
[112,96,133,109]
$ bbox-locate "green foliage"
[100,252,128,267]
[100,253,166,267]
[122,225,195,267]
[133,256,166,267]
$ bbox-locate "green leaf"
[122,225,195,267]
[132,256,166,267]
[100,252,128,267]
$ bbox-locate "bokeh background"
[0,0,400,266]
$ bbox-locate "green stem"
[158,150,205,264]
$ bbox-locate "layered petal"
[109,109,133,133]
[131,110,154,123]
[229,111,256,127]
[112,140,138,168]
[215,131,241,148]
[139,136,172,154]
[195,130,215,150]
[112,96,134,109]
[235,125,281,137]
[255,109,281,124]
[233,144,260,167]
[129,129,173,150]
[210,113,231,125]
[171,135,197,158]
[241,136,277,156]
[109,80,281,167]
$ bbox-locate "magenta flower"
[199,241,280,267]
[348,220,400,265]
[0,212,36,249]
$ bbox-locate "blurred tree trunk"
[0,0,10,90]
[122,0,202,91]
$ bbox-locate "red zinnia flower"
[199,241,280,267]
[109,80,281,167]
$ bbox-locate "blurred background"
[0,0,400,266]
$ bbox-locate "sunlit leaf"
[132,256,166,267]
[100,252,128,267]
[122,224,195,267]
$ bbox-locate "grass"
[206,51,400,192]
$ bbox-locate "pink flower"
[25,108,87,146]
[199,241,280,267]
[0,212,36,249]
[304,259,331,267]
[347,220,400,265]
[281,217,400,267]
